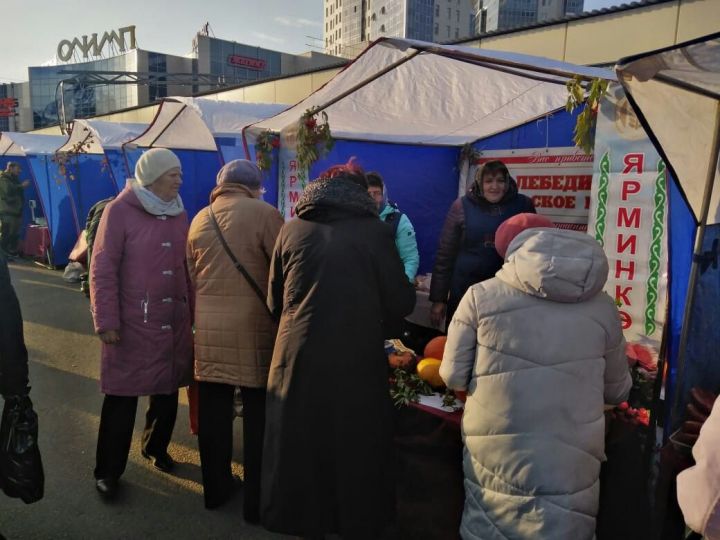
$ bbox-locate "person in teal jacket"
[367,172,419,282]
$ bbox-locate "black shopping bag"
[0,395,44,503]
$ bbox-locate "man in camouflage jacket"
[0,162,29,257]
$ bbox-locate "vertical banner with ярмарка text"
[588,83,669,367]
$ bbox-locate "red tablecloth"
[410,401,462,427]
[23,225,50,259]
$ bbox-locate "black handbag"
[0,395,44,504]
[207,205,277,322]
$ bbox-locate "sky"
[0,0,624,84]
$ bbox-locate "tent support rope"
[670,101,720,429]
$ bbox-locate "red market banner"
[476,148,594,230]
[588,84,669,366]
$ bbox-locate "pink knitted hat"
[495,213,554,258]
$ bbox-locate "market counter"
[394,403,463,539]
[394,402,651,539]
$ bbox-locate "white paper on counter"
[417,393,464,412]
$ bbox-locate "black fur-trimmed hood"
[296,178,378,221]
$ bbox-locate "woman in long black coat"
[261,170,416,539]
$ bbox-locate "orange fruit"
[417,358,444,388]
[424,336,447,360]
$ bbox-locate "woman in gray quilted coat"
[440,213,632,540]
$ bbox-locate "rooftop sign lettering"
[57,26,137,62]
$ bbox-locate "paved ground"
[0,259,283,540]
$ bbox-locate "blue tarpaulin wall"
[216,136,246,165]
[124,148,223,220]
[28,154,79,266]
[0,155,42,243]
[244,141,281,209]
[106,149,132,192]
[308,141,459,275]
[299,109,579,275]
[34,149,131,267]
[665,180,718,433]
[61,155,120,227]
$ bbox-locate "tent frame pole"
[670,102,720,429]
[310,50,422,116]
[148,103,188,148]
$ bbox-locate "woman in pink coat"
[90,148,193,500]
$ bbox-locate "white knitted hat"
[134,148,181,186]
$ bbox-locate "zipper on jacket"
[141,293,149,323]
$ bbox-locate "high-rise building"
[325,0,476,59]
[475,0,584,34]
[537,0,584,23]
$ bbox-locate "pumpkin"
[423,336,447,361]
[388,351,416,371]
[416,358,444,388]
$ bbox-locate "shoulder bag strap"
[207,205,277,321]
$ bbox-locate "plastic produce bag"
[0,395,44,504]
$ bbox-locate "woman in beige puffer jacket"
[440,214,632,540]
[186,160,283,517]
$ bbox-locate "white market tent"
[245,37,617,275]
[617,32,720,426]
[617,32,720,226]
[247,38,616,145]
[57,119,147,154]
[0,132,65,156]
[130,97,288,151]
[124,97,289,217]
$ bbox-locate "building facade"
[24,49,195,130]
[2,30,342,132]
[537,0,584,23]
[325,0,476,58]
[28,0,720,138]
[433,0,477,42]
[475,0,584,34]
[195,35,340,92]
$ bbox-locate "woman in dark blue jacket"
[429,160,535,329]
